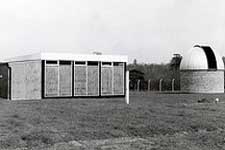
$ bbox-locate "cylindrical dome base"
[180,70,224,93]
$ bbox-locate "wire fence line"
[129,78,180,92]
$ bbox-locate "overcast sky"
[0,0,225,63]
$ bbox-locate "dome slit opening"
[201,46,217,70]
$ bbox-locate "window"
[59,61,71,65]
[46,60,58,65]
[102,62,112,66]
[113,62,124,66]
[75,61,86,65]
[88,61,98,66]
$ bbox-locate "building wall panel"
[9,61,41,100]
[10,62,26,99]
[113,66,124,95]
[74,66,87,96]
[25,62,42,99]
[101,67,113,95]
[87,66,99,96]
[45,66,58,97]
[59,65,72,96]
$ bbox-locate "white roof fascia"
[3,53,41,63]
[4,52,128,63]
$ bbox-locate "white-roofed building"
[180,45,224,93]
[0,52,128,100]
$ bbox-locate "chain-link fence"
[129,79,180,92]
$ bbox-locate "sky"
[0,0,225,63]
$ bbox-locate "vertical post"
[44,60,46,98]
[137,80,140,91]
[86,61,88,96]
[148,79,151,91]
[112,62,114,95]
[159,79,163,92]
[57,60,60,96]
[172,79,175,92]
[72,61,74,97]
[99,62,101,96]
[7,68,10,100]
[126,71,129,104]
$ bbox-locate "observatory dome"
[180,45,224,70]
[180,45,224,93]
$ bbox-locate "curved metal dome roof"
[180,45,224,70]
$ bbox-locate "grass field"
[1,93,225,149]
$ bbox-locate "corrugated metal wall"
[44,60,125,98]
[45,66,58,96]
[6,60,125,100]
[87,64,99,96]
[59,63,72,96]
[74,65,87,96]
[101,66,113,95]
[45,61,72,97]
[101,62,125,96]
[113,63,124,95]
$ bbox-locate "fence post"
[172,78,175,92]
[126,71,129,104]
[159,79,163,92]
[148,79,151,91]
[137,80,140,91]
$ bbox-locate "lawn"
[1,93,225,149]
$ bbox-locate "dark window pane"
[46,60,58,64]
[88,61,98,66]
[75,61,86,65]
[102,62,112,66]
[113,62,124,66]
[59,61,71,65]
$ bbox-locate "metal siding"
[59,64,72,96]
[45,66,59,97]
[74,66,87,96]
[101,67,113,95]
[113,65,124,95]
[87,66,99,96]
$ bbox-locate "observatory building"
[180,45,224,93]
[0,52,128,100]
